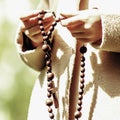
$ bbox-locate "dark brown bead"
[80,84,84,89]
[47,72,54,80]
[79,89,84,94]
[42,44,49,52]
[80,46,87,54]
[78,99,82,106]
[78,94,83,100]
[49,26,54,32]
[39,25,44,31]
[47,92,51,98]
[52,21,57,27]
[47,86,51,92]
[81,61,85,67]
[80,73,85,78]
[77,105,82,111]
[49,113,54,119]
[81,67,85,72]
[38,20,43,25]
[45,54,49,60]
[47,81,52,87]
[81,56,85,62]
[52,11,56,17]
[47,31,52,38]
[47,66,51,72]
[46,98,53,106]
[80,78,84,83]
[46,60,51,66]
[48,107,53,113]
[74,111,82,119]
[43,36,49,41]
[41,31,46,36]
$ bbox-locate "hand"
[60,9,102,44]
[19,10,55,47]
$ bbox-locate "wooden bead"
[48,107,53,113]
[43,36,49,41]
[47,72,54,80]
[41,31,46,36]
[46,98,53,106]
[79,89,84,94]
[49,26,54,32]
[74,111,82,119]
[52,21,57,26]
[81,61,85,67]
[38,19,43,24]
[80,45,87,54]
[47,66,51,72]
[42,44,49,52]
[46,60,51,66]
[49,113,54,119]
[80,84,84,89]
[78,95,83,100]
[81,67,85,73]
[39,25,44,31]
[47,81,52,87]
[78,99,82,106]
[80,78,84,83]
[77,105,82,111]
[80,73,85,78]
[47,92,51,98]
[81,56,85,62]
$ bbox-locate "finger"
[60,12,75,18]
[22,16,39,29]
[24,25,41,36]
[72,32,91,39]
[60,9,100,27]
[76,34,100,43]
[20,10,40,21]
[28,33,43,43]
[22,13,55,30]
[67,23,85,33]
[61,15,85,27]
[43,12,55,21]
[77,38,90,43]
[60,11,83,18]
[24,21,53,37]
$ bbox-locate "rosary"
[38,10,87,120]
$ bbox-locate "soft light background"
[0,0,39,120]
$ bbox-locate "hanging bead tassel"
[74,45,87,119]
[38,10,59,120]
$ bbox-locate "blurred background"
[0,0,40,120]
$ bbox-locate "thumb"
[60,11,78,18]
[60,11,85,26]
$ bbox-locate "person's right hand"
[20,10,55,47]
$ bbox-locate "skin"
[19,10,55,47]
[19,9,102,48]
[60,9,102,44]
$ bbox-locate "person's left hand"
[60,9,102,44]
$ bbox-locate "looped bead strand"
[38,10,59,120]
[74,45,87,119]
[38,10,87,120]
